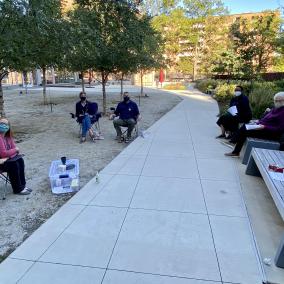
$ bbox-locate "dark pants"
[232,125,282,154]
[217,113,239,132]
[113,118,136,138]
[0,157,26,194]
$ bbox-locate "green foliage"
[212,50,241,77]
[68,0,164,112]
[230,12,281,79]
[249,82,281,117]
[195,79,284,118]
[141,0,178,15]
[195,79,219,93]
[163,83,187,90]
[214,83,235,102]
[183,0,228,18]
[176,57,193,75]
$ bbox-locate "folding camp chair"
[110,107,140,143]
[120,120,139,142]
[70,102,102,142]
[0,171,10,200]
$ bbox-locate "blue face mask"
[0,123,9,133]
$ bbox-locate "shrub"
[163,83,186,90]
[214,83,236,103]
[249,82,281,118]
[195,79,218,93]
[274,80,284,90]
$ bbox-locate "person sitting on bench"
[216,85,252,139]
[0,118,31,195]
[225,92,284,157]
[113,92,140,143]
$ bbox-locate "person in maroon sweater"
[225,92,284,157]
[0,118,31,195]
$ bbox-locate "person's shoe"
[118,137,123,143]
[224,152,240,157]
[216,134,226,139]
[80,137,86,143]
[89,134,96,143]
[125,137,131,143]
[24,187,32,192]
[18,188,31,195]
[220,140,234,149]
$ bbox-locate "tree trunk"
[42,66,48,105]
[101,71,108,115]
[120,73,124,101]
[81,72,85,92]
[139,70,144,106]
[0,79,5,117]
[23,71,28,95]
[193,44,198,81]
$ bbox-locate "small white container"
[58,164,66,173]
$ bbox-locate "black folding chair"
[70,102,102,141]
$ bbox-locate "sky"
[222,0,282,14]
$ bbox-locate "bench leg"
[275,233,284,268]
[245,155,261,177]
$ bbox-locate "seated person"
[225,92,284,157]
[216,85,252,139]
[113,92,140,143]
[0,118,31,195]
[75,91,100,143]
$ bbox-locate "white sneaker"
[18,189,30,195]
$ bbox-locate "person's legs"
[81,115,92,137]
[113,119,126,138]
[217,113,237,138]
[17,158,26,188]
[3,160,25,194]
[231,126,281,155]
[126,119,136,138]
[81,117,88,138]
[216,115,226,137]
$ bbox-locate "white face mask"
[234,91,242,97]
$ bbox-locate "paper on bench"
[227,106,238,116]
[245,124,262,131]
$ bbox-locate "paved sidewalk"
[0,91,263,284]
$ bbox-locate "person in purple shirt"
[113,92,140,143]
[225,92,284,157]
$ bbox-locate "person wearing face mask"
[113,92,140,143]
[75,91,98,143]
[216,85,252,139]
[224,92,284,157]
[0,118,31,195]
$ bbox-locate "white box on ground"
[49,159,80,194]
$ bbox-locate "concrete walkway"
[0,90,264,284]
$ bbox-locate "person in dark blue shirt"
[113,92,140,143]
[216,85,252,139]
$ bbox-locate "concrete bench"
[246,148,284,268]
[242,138,280,165]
